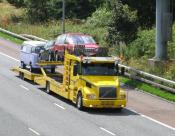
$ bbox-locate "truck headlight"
[86,94,96,99]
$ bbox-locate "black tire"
[29,62,33,72]
[20,61,26,69]
[46,82,50,94]
[19,72,24,80]
[76,92,84,110]
[48,53,52,61]
[29,66,33,72]
[51,67,55,73]
[117,107,123,112]
[55,51,59,61]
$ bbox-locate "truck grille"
[99,87,117,99]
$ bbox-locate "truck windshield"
[82,63,116,76]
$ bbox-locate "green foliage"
[0,31,23,44]
[86,7,112,28]
[121,0,156,28]
[125,29,155,59]
[120,76,175,102]
[7,0,25,7]
[107,0,138,47]
[25,0,51,23]
[24,0,105,23]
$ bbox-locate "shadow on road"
[17,77,139,116]
[85,108,139,116]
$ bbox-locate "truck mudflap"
[82,99,126,108]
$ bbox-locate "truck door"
[69,61,80,101]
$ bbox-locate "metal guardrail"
[0,27,175,93]
[119,64,175,93]
[0,28,31,41]
[20,34,48,42]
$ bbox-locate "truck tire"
[76,92,84,110]
[46,82,50,94]
[117,107,123,112]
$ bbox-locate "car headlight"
[86,94,96,99]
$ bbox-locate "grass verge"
[0,31,23,44]
[120,76,175,102]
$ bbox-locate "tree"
[107,0,138,46]
[121,0,155,28]
[7,0,25,7]
[24,0,105,23]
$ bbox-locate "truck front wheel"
[76,92,84,110]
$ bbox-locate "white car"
[20,41,46,71]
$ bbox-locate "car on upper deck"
[39,33,99,61]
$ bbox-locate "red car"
[40,33,99,61]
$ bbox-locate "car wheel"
[55,51,58,61]
[51,51,55,61]
[46,82,50,94]
[21,61,26,69]
[48,53,51,61]
[76,92,84,110]
[51,67,55,73]
[29,64,33,72]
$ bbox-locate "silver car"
[20,41,46,72]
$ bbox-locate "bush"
[7,0,25,7]
[125,28,155,59]
[86,7,112,28]
[107,0,138,47]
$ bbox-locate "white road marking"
[28,128,40,135]
[19,85,29,91]
[54,103,66,110]
[127,108,175,131]
[0,51,19,62]
[100,127,116,136]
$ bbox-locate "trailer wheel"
[19,72,24,80]
[46,82,50,94]
[76,92,84,110]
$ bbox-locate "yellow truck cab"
[34,52,127,110]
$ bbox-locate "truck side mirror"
[73,65,78,76]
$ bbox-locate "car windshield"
[35,46,45,54]
[69,35,96,45]
[82,63,116,76]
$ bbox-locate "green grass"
[0,31,23,44]
[120,76,175,102]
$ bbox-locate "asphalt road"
[0,38,175,136]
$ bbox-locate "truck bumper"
[83,99,126,108]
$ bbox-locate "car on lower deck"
[20,41,46,71]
